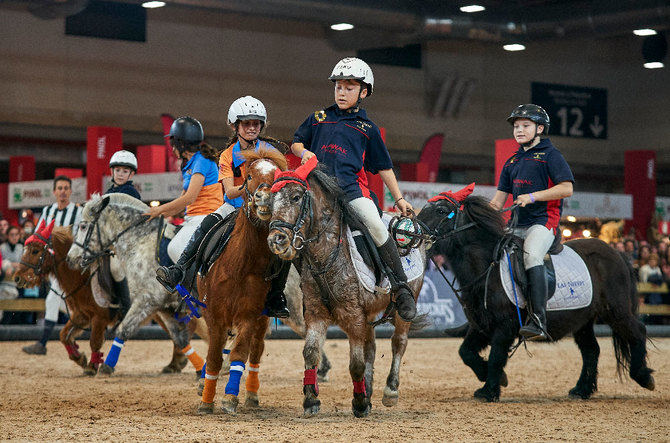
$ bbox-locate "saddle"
[506,231,562,300]
[344,209,386,288]
[194,209,239,277]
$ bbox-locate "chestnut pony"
[14,222,192,375]
[197,148,288,415]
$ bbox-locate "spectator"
[624,239,637,261]
[20,219,35,244]
[0,218,9,244]
[0,226,23,322]
[21,175,83,356]
[639,253,665,325]
[635,245,651,269]
[614,241,625,253]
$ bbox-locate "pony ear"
[295,155,318,181]
[94,197,110,215]
[43,220,56,239]
[452,182,475,202]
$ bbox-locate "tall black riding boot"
[112,277,132,320]
[377,238,417,322]
[263,260,290,318]
[519,265,548,341]
[156,213,222,292]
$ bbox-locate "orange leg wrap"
[202,371,219,404]
[246,363,260,393]
[181,345,205,372]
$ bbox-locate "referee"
[22,175,82,355]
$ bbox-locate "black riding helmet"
[507,104,550,135]
[165,116,204,151]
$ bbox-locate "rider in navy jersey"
[491,104,574,341]
[291,57,417,322]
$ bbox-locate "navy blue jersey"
[498,138,574,229]
[105,180,142,200]
[293,104,393,201]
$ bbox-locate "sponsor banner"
[101,172,183,202]
[87,126,122,197]
[8,178,87,208]
[417,267,468,330]
[387,181,634,220]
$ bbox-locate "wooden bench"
[0,298,46,312]
[637,282,670,316]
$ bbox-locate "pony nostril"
[274,233,288,246]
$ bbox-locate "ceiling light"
[566,215,576,222]
[634,28,657,36]
[142,1,165,8]
[331,23,354,31]
[460,5,485,13]
[582,229,591,238]
[562,229,572,237]
[644,61,664,69]
[503,43,526,51]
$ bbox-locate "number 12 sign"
[531,82,607,140]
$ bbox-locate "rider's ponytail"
[199,142,221,163]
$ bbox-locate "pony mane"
[83,193,148,219]
[240,147,288,171]
[462,195,505,237]
[50,226,74,257]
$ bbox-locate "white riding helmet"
[227,96,267,126]
[329,57,374,95]
[109,150,137,172]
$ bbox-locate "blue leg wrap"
[200,362,207,379]
[104,337,125,368]
[224,361,245,396]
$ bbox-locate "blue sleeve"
[363,124,393,174]
[547,149,574,184]
[191,155,210,177]
[293,114,315,149]
[497,159,513,193]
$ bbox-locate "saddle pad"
[347,213,424,294]
[500,245,592,311]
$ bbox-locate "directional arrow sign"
[532,82,607,139]
[589,115,604,137]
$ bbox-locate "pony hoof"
[381,387,399,407]
[72,353,87,368]
[161,365,182,374]
[352,398,371,418]
[302,397,321,418]
[474,387,499,403]
[196,379,205,397]
[83,365,98,376]
[500,371,509,387]
[197,401,214,415]
[244,392,260,408]
[221,395,239,415]
[569,386,595,400]
[98,364,115,376]
[317,374,329,383]
[645,375,655,391]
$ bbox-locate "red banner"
[9,156,36,182]
[625,150,656,240]
[419,134,444,182]
[495,139,518,221]
[87,127,123,197]
[136,145,167,174]
[54,168,83,178]
[161,114,180,172]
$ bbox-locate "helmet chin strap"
[520,126,542,148]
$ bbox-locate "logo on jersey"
[314,110,327,122]
[353,121,372,133]
[532,152,546,160]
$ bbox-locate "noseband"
[268,179,315,250]
[20,233,54,276]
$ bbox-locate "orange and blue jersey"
[182,150,223,216]
[497,138,574,230]
[293,104,393,202]
[218,139,280,208]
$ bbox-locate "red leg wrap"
[303,367,318,395]
[353,380,366,396]
[64,343,80,358]
[90,351,104,368]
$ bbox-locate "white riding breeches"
[348,197,389,247]
[513,224,555,269]
[44,275,67,322]
[214,202,236,218]
[167,214,207,263]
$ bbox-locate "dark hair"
[53,175,72,190]
[7,225,20,236]
[199,142,221,163]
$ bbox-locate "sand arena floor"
[0,337,668,441]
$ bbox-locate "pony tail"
[199,142,221,163]
[259,136,289,154]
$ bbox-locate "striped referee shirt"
[36,202,83,235]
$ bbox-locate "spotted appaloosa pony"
[417,184,655,402]
[67,193,207,376]
[14,222,191,375]
[197,148,290,415]
[263,159,427,418]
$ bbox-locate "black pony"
[416,185,655,402]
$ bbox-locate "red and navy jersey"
[498,138,574,229]
[293,104,393,201]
